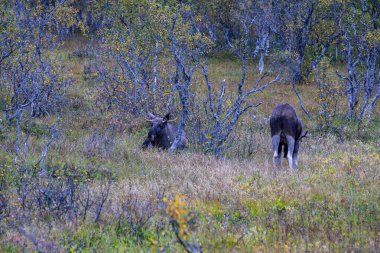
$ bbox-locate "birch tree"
[0,0,74,163]
[337,1,380,125]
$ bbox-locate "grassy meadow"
[0,38,379,252]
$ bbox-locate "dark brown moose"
[270,104,307,170]
[142,112,186,150]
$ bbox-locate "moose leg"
[271,135,280,169]
[285,136,295,170]
[281,144,288,169]
[278,144,284,169]
[293,153,298,170]
[293,141,300,170]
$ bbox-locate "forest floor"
[0,38,379,252]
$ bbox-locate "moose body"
[270,104,307,170]
[142,113,186,150]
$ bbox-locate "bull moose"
[142,112,186,150]
[270,104,308,170]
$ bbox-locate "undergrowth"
[0,38,379,252]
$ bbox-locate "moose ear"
[164,113,171,121]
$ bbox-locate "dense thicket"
[0,0,378,174]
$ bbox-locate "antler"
[145,111,157,122]
[147,112,156,119]
[165,118,177,122]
